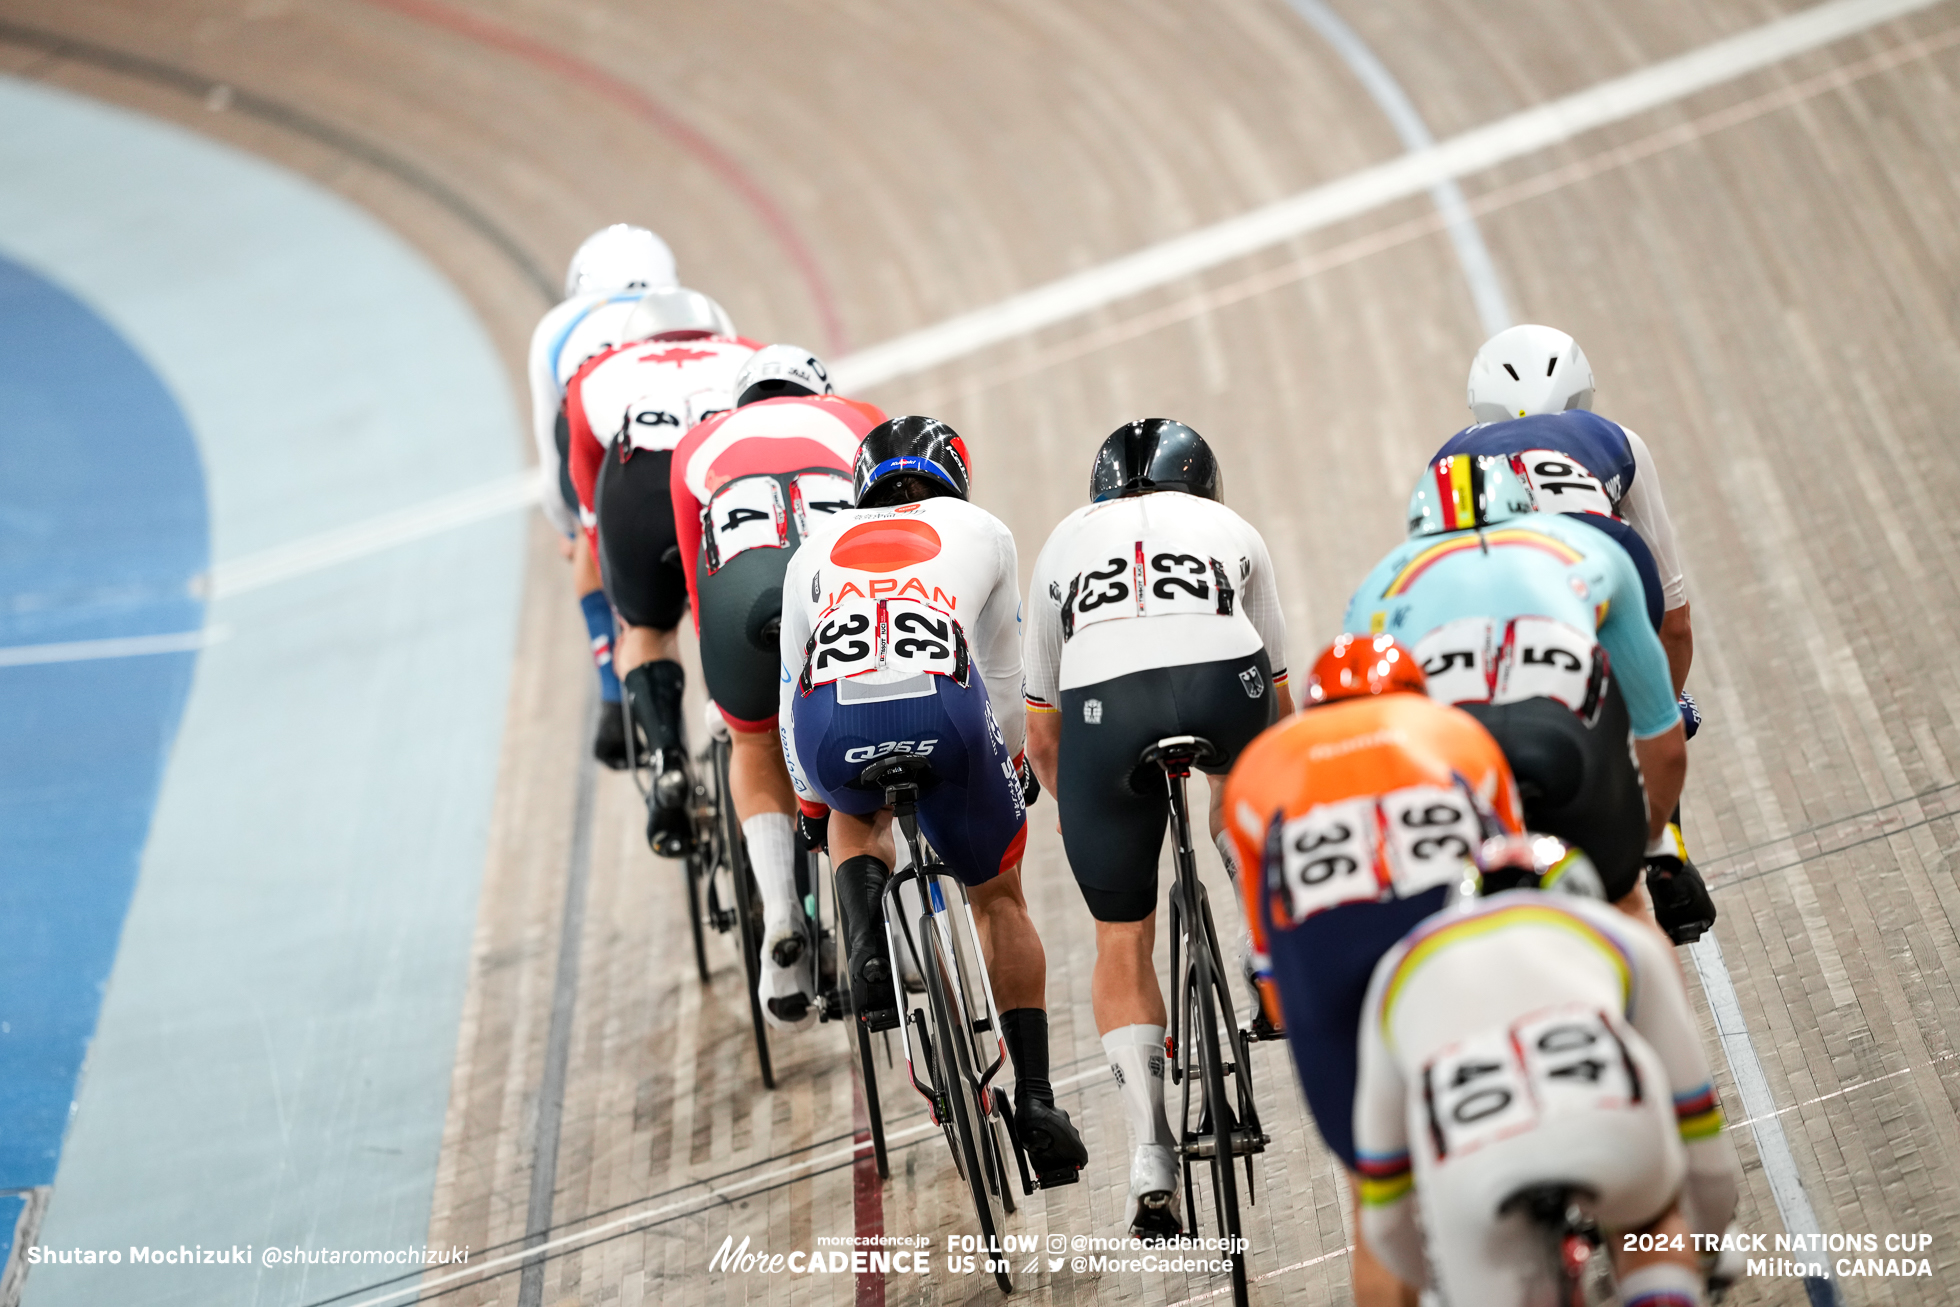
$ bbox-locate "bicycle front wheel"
[922,918,1011,1294]
[1190,943,1249,1307]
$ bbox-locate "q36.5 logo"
[844,738,938,764]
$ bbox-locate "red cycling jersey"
[669,394,886,626]
[562,331,761,552]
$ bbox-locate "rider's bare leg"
[1092,916,1167,1033]
[969,864,1043,1012]
[617,622,678,672]
[1347,1172,1422,1307]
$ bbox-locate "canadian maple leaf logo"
[638,346,717,366]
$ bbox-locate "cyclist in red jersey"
[669,345,883,1026]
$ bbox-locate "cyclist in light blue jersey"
[1343,454,1687,920]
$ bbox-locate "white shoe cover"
[1125,1142,1182,1239]
[759,910,816,1031]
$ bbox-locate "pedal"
[858,1005,901,1033]
[1247,1012,1286,1043]
[1032,1164,1082,1189]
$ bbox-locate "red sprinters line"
[358,0,848,355]
[852,1070,885,1307]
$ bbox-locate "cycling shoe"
[645,797,692,859]
[1125,1142,1183,1241]
[1647,854,1717,945]
[760,912,816,1032]
[1013,1095,1087,1185]
[592,702,632,770]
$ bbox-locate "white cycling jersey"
[526,292,643,535]
[778,496,1024,808]
[1023,492,1287,708]
[1354,892,1738,1301]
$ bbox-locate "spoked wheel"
[922,919,1011,1295]
[682,821,712,984]
[712,737,774,1089]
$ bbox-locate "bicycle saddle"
[858,753,934,793]
[1139,734,1222,771]
[1499,1182,1598,1222]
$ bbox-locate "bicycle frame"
[878,801,1008,1125]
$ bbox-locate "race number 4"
[703,476,787,574]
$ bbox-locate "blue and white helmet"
[1467,324,1596,424]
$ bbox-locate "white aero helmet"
[734,344,832,407]
[563,224,679,299]
[619,287,735,344]
[1466,324,1596,424]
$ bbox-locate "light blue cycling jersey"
[1342,513,1678,739]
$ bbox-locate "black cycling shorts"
[1463,681,1647,900]
[1057,652,1277,922]
[695,543,788,730]
[594,439,687,631]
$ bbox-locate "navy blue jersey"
[1435,411,1635,517]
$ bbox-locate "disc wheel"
[922,919,1010,1294]
[714,738,773,1089]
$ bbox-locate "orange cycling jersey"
[1224,693,1523,1005]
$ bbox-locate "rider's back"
[1025,491,1285,702]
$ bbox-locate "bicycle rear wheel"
[713,737,774,1089]
[1190,942,1249,1306]
[922,918,1011,1294]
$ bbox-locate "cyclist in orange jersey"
[1223,634,1520,1307]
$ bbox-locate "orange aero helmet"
[1306,634,1426,705]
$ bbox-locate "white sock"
[1103,1025,1175,1151]
[1616,1260,1705,1306]
[1213,829,1241,880]
[743,813,798,927]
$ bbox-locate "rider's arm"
[1240,520,1290,695]
[667,429,711,636]
[974,518,1027,758]
[1021,534,1066,793]
[527,305,579,537]
[564,363,607,531]
[1619,912,1741,1238]
[1615,428,1686,614]
[1593,534,1680,742]
[777,551,826,817]
[1353,966,1426,1288]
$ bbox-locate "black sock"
[1001,1008,1052,1106]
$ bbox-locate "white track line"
[1284,0,1512,336]
[204,469,539,600]
[0,626,230,667]
[831,0,1942,391]
[1691,933,1833,1287]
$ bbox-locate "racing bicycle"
[1146,735,1267,1307]
[851,753,1044,1296]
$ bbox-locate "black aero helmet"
[1089,419,1222,503]
[853,416,973,508]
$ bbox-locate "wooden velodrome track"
[9,1,1960,1303]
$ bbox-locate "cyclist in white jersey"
[1354,837,1739,1306]
[780,416,1087,1182]
[524,225,677,767]
[1023,420,1291,1236]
